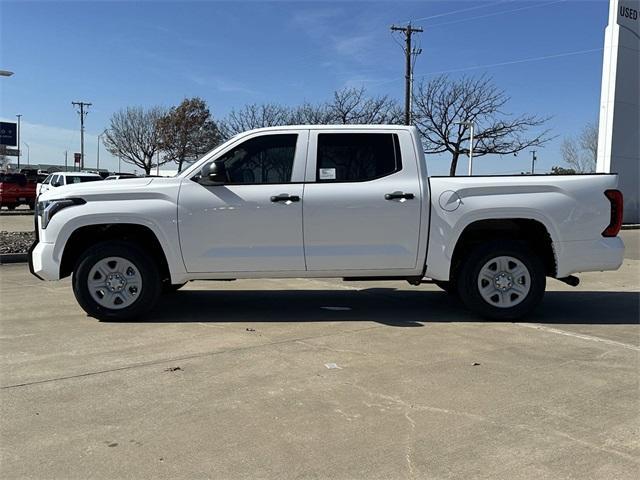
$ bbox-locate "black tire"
[162,281,187,294]
[6,204,16,211]
[72,241,162,321]
[456,240,545,320]
[434,280,456,295]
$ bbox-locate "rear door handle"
[270,194,300,203]
[385,192,415,200]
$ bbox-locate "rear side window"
[67,176,102,184]
[316,133,402,183]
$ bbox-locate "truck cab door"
[178,130,309,273]
[302,129,425,273]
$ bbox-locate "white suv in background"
[38,171,103,196]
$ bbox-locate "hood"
[38,177,162,202]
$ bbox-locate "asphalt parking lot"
[1,234,638,479]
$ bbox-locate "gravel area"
[0,231,34,254]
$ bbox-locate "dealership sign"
[0,122,17,146]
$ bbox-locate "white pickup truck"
[29,125,625,321]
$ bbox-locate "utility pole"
[530,150,537,174]
[390,23,423,125]
[72,101,92,170]
[64,150,68,170]
[16,114,21,169]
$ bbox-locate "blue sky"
[1,0,609,175]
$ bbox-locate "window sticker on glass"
[319,168,336,180]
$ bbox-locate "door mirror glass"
[199,161,227,185]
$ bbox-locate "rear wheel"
[72,241,161,321]
[457,241,545,320]
[6,204,16,211]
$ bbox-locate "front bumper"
[28,213,59,281]
[29,241,60,281]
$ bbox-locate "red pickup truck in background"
[0,173,36,210]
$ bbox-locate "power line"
[407,0,512,23]
[423,0,566,29]
[415,47,602,77]
[371,46,602,87]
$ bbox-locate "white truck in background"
[29,125,625,321]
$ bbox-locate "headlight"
[37,198,86,229]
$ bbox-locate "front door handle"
[270,194,300,203]
[385,192,415,200]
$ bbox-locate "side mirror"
[199,161,227,186]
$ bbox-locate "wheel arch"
[449,218,557,281]
[60,223,172,283]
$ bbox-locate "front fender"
[43,203,185,282]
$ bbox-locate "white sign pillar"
[597,0,640,223]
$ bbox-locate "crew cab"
[29,125,625,321]
[0,172,36,210]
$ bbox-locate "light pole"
[16,114,21,169]
[23,142,30,165]
[455,121,475,176]
[530,150,537,174]
[97,130,107,170]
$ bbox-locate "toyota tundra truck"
[29,125,625,321]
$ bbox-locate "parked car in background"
[38,171,102,196]
[104,173,137,180]
[0,172,36,210]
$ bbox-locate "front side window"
[216,134,298,184]
[316,133,402,182]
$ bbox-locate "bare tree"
[104,106,167,174]
[219,103,291,139]
[561,121,598,173]
[413,75,553,176]
[288,102,334,125]
[327,87,402,124]
[157,97,222,173]
[219,87,402,139]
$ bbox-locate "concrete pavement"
[1,240,638,479]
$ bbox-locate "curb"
[621,224,639,230]
[0,253,28,264]
[0,212,35,217]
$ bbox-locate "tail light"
[602,189,623,237]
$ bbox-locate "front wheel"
[72,241,161,321]
[457,241,545,320]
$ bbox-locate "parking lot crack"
[346,382,639,465]
[0,325,384,390]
